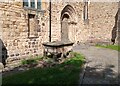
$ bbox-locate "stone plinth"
[42,41,74,61]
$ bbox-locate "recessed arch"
[62,13,70,20]
[61,5,77,42]
[61,4,77,22]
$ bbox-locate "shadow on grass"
[2,52,85,86]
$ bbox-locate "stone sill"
[23,7,46,13]
[28,36,39,39]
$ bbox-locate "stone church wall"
[50,2,118,44]
[0,1,118,67]
[0,1,49,66]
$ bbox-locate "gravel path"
[73,44,118,85]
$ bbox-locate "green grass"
[21,56,43,65]
[21,59,37,65]
[96,44,120,51]
[2,52,85,86]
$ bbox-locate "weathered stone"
[0,1,119,69]
[43,41,74,62]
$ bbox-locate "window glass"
[37,0,41,9]
[23,0,41,9]
[83,1,88,20]
[31,0,35,8]
[23,0,28,7]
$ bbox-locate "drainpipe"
[49,0,51,42]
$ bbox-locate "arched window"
[83,0,89,23]
[23,0,41,10]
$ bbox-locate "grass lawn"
[96,44,120,52]
[2,52,85,86]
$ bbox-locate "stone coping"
[43,41,74,47]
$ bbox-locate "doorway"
[61,5,77,42]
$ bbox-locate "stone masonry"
[0,1,119,67]
[0,1,49,67]
[50,2,118,43]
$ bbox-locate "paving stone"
[73,44,118,84]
